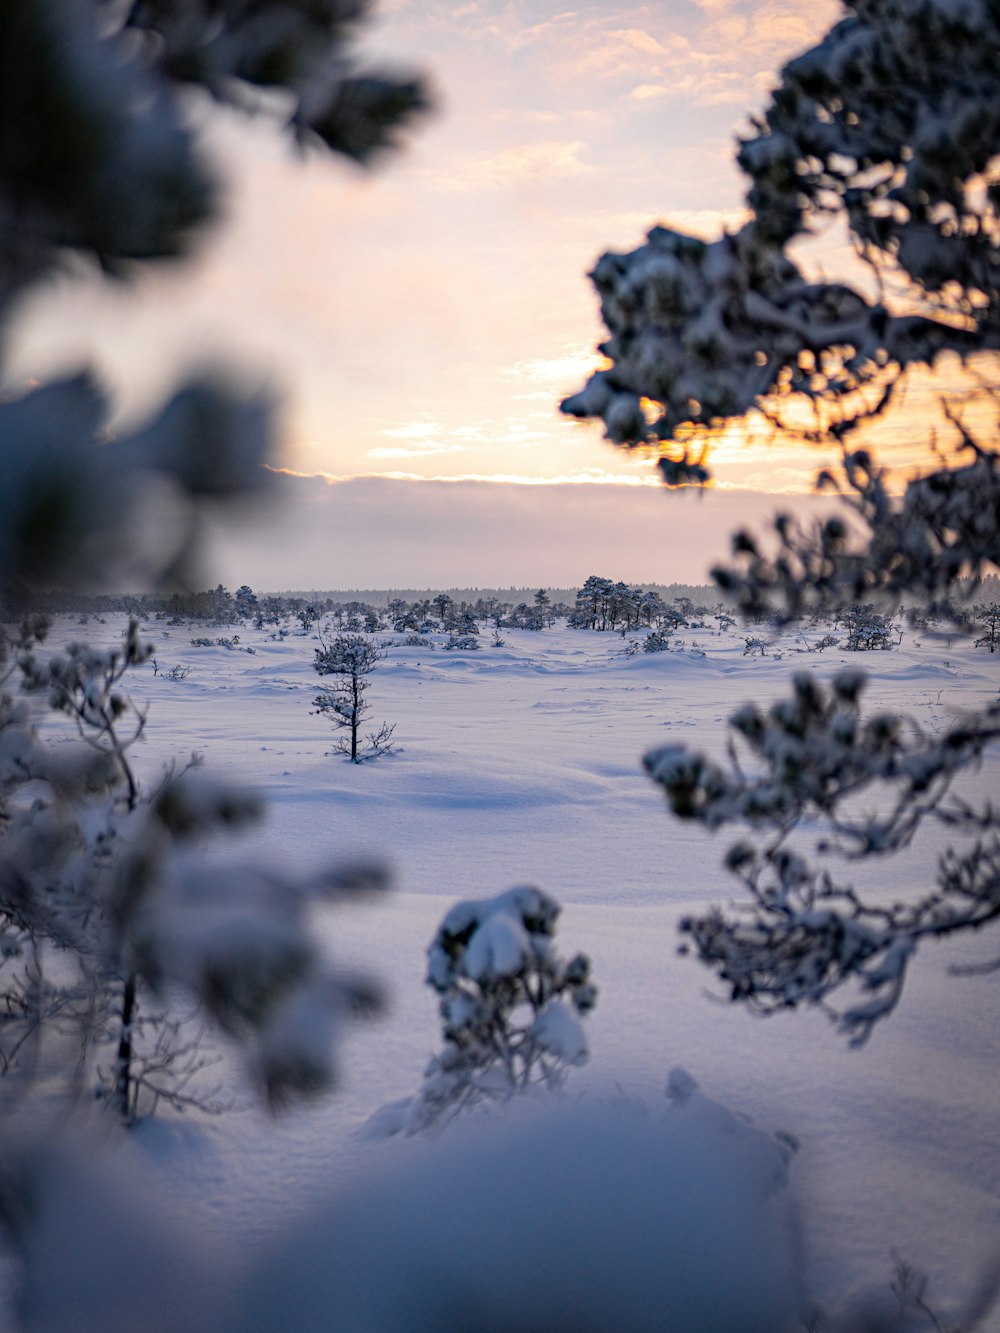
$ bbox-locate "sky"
[3,0,927,590]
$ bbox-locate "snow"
[6,611,1000,1326]
[530,1001,588,1065]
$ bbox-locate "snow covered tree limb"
[0,0,428,320]
[0,0,428,604]
[645,671,1000,1042]
[561,0,1000,473]
[713,412,1000,622]
[121,0,429,165]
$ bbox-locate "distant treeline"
[14,573,998,632]
[269,583,725,608]
[14,580,729,634]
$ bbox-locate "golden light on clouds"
[413,139,595,192]
[265,463,660,488]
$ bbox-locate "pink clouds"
[202,469,846,589]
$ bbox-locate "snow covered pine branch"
[561,0,1000,616]
[558,0,1000,1036]
[644,670,1000,1043]
[0,0,429,605]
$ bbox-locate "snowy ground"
[17,611,1000,1325]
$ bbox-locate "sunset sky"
[7,0,952,590]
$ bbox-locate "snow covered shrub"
[240,1089,803,1333]
[642,629,673,653]
[840,605,897,652]
[443,632,479,651]
[3,1081,804,1333]
[190,635,255,653]
[312,633,396,763]
[743,636,768,656]
[370,887,596,1135]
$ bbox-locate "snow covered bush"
[839,604,898,652]
[369,887,597,1135]
[642,629,673,653]
[312,633,396,762]
[2,1077,804,1333]
[743,635,769,657]
[244,1084,803,1332]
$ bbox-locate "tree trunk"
[114,971,137,1123]
[350,673,360,761]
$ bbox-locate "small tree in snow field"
[975,603,1000,653]
[371,887,597,1136]
[312,634,395,762]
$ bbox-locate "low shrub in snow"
[368,886,596,1136]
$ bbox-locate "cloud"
[415,139,594,193]
[203,470,847,589]
[368,420,468,459]
[610,27,671,57]
[559,1,840,109]
[367,444,466,459]
[501,352,605,387]
[381,422,446,441]
[629,84,671,101]
[515,10,581,46]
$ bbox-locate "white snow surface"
[9,614,1000,1327]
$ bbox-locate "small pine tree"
[312,634,395,762]
[974,603,1000,653]
[840,604,898,651]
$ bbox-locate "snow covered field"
[15,611,1000,1327]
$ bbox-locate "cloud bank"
[203,470,842,591]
